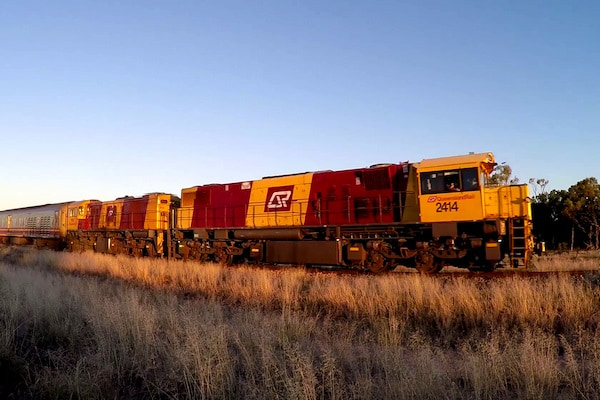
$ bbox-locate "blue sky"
[1,0,598,210]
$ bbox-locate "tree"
[489,162,519,185]
[531,187,572,250]
[529,178,549,198]
[563,178,600,249]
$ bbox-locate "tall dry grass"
[1,247,600,398]
[533,250,600,271]
[6,248,599,340]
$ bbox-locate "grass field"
[1,248,599,399]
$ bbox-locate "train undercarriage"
[0,235,64,251]
[15,217,529,274]
[67,230,168,258]
[172,218,531,273]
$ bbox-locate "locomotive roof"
[183,153,494,191]
[68,200,100,206]
[414,152,496,170]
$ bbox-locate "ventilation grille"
[363,169,390,190]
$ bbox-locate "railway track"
[431,268,599,279]
[259,262,600,279]
[2,245,598,280]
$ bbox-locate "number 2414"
[436,201,459,212]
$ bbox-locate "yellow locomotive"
[411,152,532,271]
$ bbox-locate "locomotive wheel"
[198,252,211,263]
[130,247,144,257]
[415,251,443,274]
[366,252,387,273]
[213,248,233,266]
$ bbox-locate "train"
[0,152,534,273]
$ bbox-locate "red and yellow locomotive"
[175,152,533,272]
[65,194,178,256]
[0,152,533,272]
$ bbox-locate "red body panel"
[183,164,411,230]
[304,164,410,226]
[78,217,92,230]
[121,197,149,230]
[89,203,102,230]
[190,183,252,228]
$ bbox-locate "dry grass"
[1,247,600,399]
[533,250,600,271]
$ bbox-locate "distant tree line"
[491,164,600,250]
[531,177,600,250]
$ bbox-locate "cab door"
[67,205,79,231]
[59,205,68,237]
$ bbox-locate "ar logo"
[264,185,295,212]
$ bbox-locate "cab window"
[421,171,460,194]
[420,167,480,194]
[461,168,479,191]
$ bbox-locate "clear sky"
[1,0,598,210]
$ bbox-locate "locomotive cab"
[416,152,495,224]
[66,200,101,231]
[415,152,533,269]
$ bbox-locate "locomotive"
[0,152,534,272]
